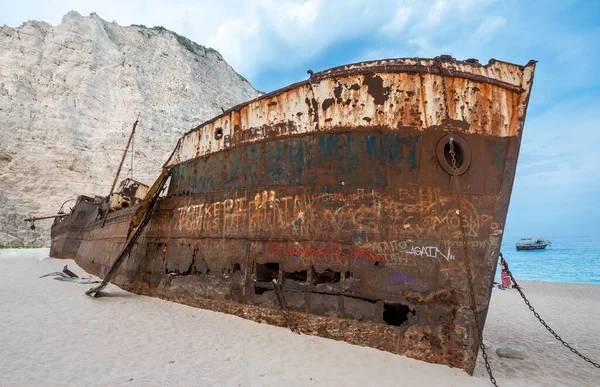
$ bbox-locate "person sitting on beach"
[500,261,511,290]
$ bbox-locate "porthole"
[436,134,471,175]
[215,128,223,140]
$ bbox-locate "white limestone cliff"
[0,11,260,246]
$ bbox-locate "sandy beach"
[0,249,598,387]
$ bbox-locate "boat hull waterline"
[516,244,549,250]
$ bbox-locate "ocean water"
[495,236,600,285]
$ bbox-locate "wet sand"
[0,249,597,386]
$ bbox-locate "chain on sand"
[272,279,301,334]
[499,252,600,368]
[450,133,599,387]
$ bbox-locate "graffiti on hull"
[173,187,500,244]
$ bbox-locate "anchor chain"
[436,55,497,386]
[272,279,301,334]
[448,136,498,386]
[499,252,600,369]
[439,56,595,384]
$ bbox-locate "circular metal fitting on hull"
[436,134,471,175]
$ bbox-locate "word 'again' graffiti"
[406,246,455,261]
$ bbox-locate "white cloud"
[471,15,506,44]
[204,0,331,77]
[198,0,400,77]
[514,96,600,192]
[380,5,413,36]
[206,18,261,70]
[421,0,449,28]
[1,0,506,80]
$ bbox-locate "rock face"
[0,12,260,246]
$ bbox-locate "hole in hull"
[313,268,341,285]
[383,303,415,327]
[256,262,279,282]
[436,134,471,175]
[443,141,463,168]
[283,270,308,282]
[254,285,270,295]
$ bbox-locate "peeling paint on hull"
[51,56,536,374]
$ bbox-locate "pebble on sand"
[496,347,525,359]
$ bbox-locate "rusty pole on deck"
[109,113,140,195]
[101,113,140,227]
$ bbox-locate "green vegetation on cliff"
[130,24,219,56]
[129,24,252,86]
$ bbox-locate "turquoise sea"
[495,236,600,285]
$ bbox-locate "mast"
[101,114,140,227]
[108,113,140,195]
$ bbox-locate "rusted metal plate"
[109,178,150,210]
[50,196,101,259]
[53,56,536,374]
[165,57,534,167]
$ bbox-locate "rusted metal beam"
[24,214,68,222]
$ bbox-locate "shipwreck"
[48,56,536,374]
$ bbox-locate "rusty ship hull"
[51,57,536,373]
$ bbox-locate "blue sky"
[2,0,599,238]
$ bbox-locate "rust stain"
[321,98,335,111]
[164,57,534,167]
[363,73,391,105]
